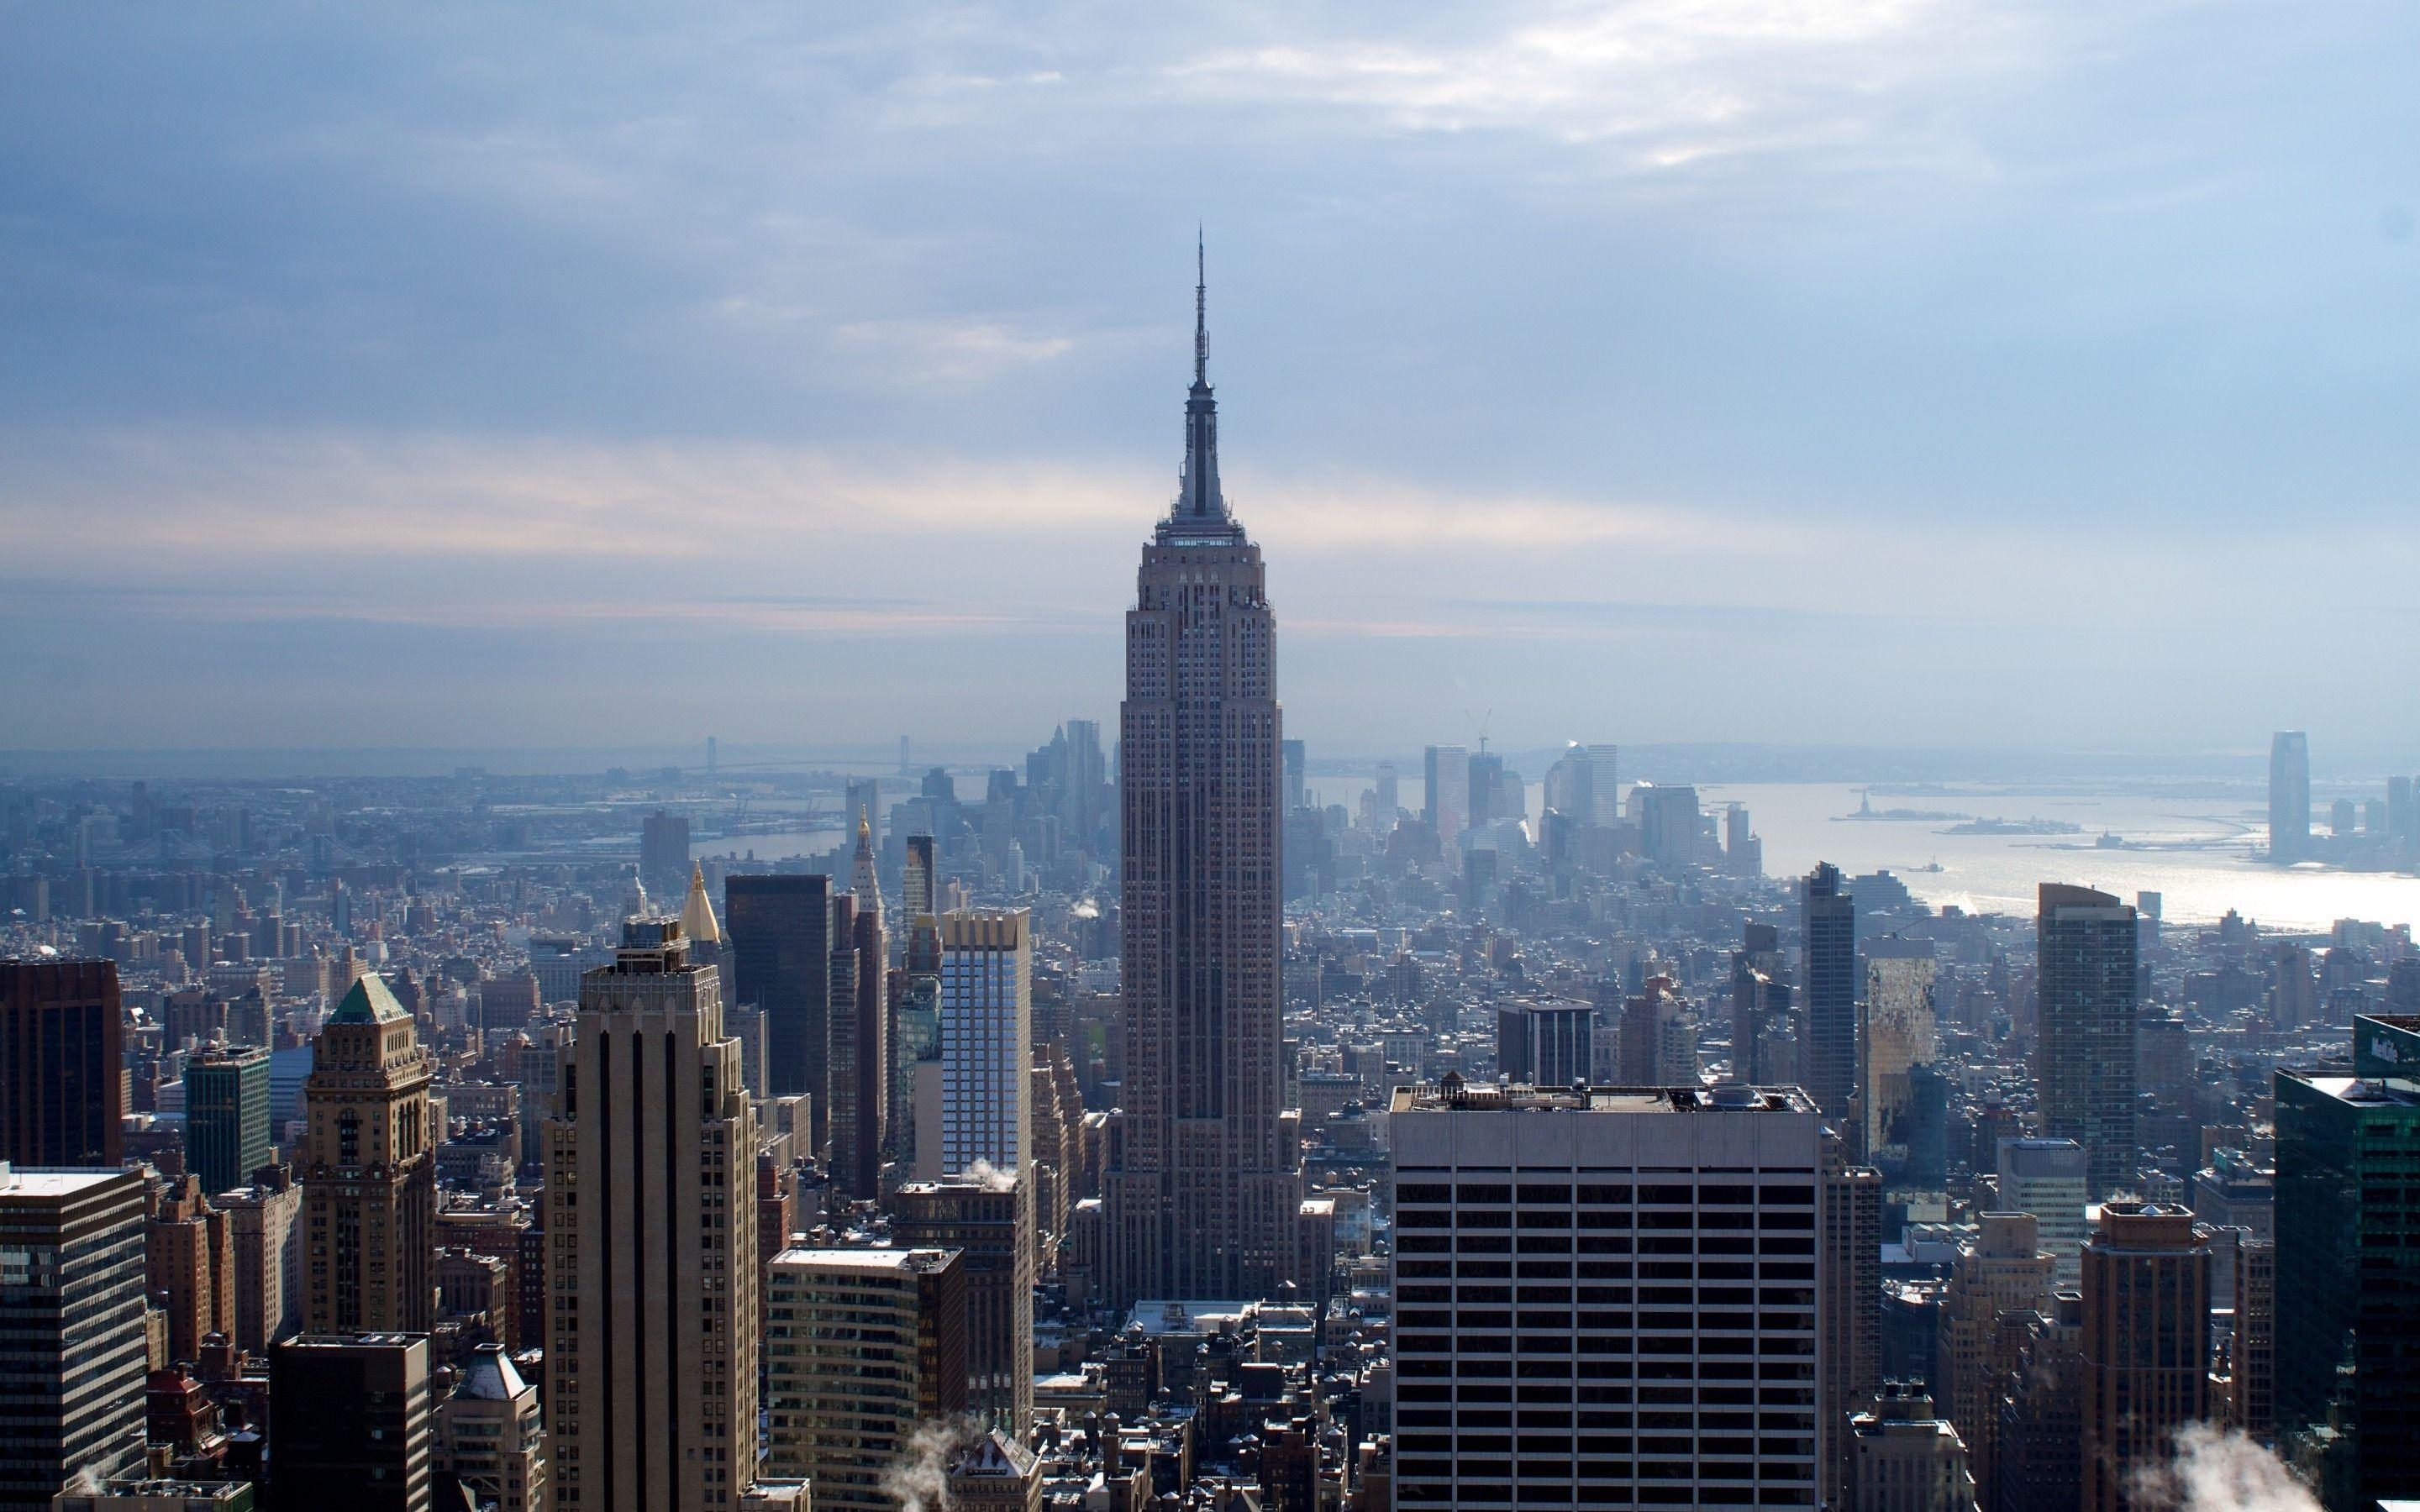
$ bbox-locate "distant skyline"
[4,3,2417,754]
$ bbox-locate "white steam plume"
[2133,1425,2319,1512]
[884,1415,982,1512]
[961,1158,1018,1193]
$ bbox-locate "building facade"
[0,957,124,1168]
[894,1179,1034,1435]
[185,1047,271,1197]
[723,874,833,1146]
[2034,887,2139,1196]
[2079,1205,2209,1512]
[1803,864,1858,1134]
[2276,1014,2420,1508]
[300,974,437,1334]
[1387,1079,1827,1510]
[545,918,760,1512]
[271,1333,433,1512]
[1105,257,1300,1306]
[0,1165,148,1511]
[764,1247,970,1512]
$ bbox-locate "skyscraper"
[2079,1204,2209,1512]
[640,810,692,891]
[1803,864,1858,1133]
[0,1165,148,1509]
[1424,743,1470,844]
[0,957,124,1168]
[2269,731,2311,864]
[2034,885,2139,1196]
[545,917,760,1512]
[724,873,834,1145]
[2276,1015,2420,1507]
[185,1045,272,1196]
[300,974,436,1333]
[1388,1079,1827,1509]
[1104,247,1300,1305]
[941,909,1032,1179]
[895,1179,1033,1436]
[826,876,888,1200]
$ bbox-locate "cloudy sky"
[3,2,2417,761]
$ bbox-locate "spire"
[1175,229,1228,522]
[681,860,722,945]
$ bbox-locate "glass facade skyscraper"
[2276,1014,2420,1509]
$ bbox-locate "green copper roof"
[329,973,408,1025]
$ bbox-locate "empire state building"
[1104,244,1301,1305]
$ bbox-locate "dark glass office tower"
[0,957,124,1168]
[1802,864,1857,1131]
[2277,1015,2420,1510]
[2035,885,2139,1196]
[724,873,834,1146]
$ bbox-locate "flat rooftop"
[1390,1082,1814,1115]
[771,1245,958,1273]
[0,1165,136,1199]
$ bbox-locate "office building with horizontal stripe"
[1388,1080,1826,1511]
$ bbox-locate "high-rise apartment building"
[765,1247,970,1511]
[0,1165,148,1510]
[271,1333,434,1512]
[545,918,760,1512]
[2276,1014,2420,1507]
[185,1046,271,1196]
[724,873,833,1146]
[300,974,435,1334]
[902,834,938,918]
[2034,886,2139,1195]
[2079,1204,2209,1512]
[941,910,1032,1180]
[1105,255,1299,1306]
[1996,1138,2089,1289]
[1388,1079,1827,1510]
[2269,732,2311,864]
[1803,864,1859,1133]
[0,957,124,1168]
